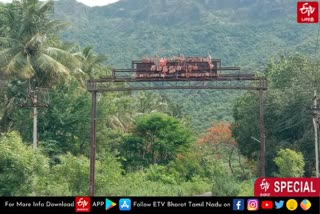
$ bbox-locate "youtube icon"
[261,201,273,209]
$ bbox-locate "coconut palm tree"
[76,46,110,79]
[106,91,172,133]
[0,0,82,143]
[0,0,82,88]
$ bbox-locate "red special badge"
[254,178,320,197]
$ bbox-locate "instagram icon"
[247,199,259,211]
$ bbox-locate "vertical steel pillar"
[89,90,97,196]
[313,89,319,177]
[259,89,266,177]
[33,95,38,150]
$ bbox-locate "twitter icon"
[275,200,284,209]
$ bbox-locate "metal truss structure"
[86,67,268,196]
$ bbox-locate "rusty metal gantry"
[86,68,268,196]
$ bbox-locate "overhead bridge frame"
[86,68,268,196]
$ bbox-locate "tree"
[274,148,305,177]
[198,121,235,145]
[198,121,253,179]
[11,80,90,158]
[49,152,123,196]
[0,131,50,196]
[106,91,177,133]
[0,0,83,137]
[232,54,319,176]
[75,46,110,80]
[0,0,81,87]
[121,112,194,171]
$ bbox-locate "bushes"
[0,131,254,196]
[110,170,211,196]
[0,131,50,196]
[274,148,305,177]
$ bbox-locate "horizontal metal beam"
[87,76,267,92]
[96,75,260,83]
[112,67,241,72]
[89,85,265,92]
[19,104,49,108]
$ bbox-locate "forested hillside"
[53,0,318,130]
[0,0,319,197]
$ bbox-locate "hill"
[53,0,319,131]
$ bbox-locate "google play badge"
[105,198,117,211]
[300,199,311,211]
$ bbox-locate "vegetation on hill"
[53,0,318,131]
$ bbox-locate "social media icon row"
[232,198,311,211]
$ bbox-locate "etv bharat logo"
[259,178,270,196]
[297,2,319,23]
[75,197,91,212]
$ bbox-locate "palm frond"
[82,46,93,58]
[71,68,87,85]
[92,55,108,65]
[35,53,71,81]
[65,43,81,53]
[108,116,126,131]
[36,0,54,15]
[6,51,34,79]
[1,7,17,27]
[0,37,22,47]
[26,53,36,74]
[0,48,19,68]
[45,47,81,70]
[24,33,46,52]
[44,20,71,34]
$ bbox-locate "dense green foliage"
[232,54,320,176]
[0,131,49,196]
[274,148,305,177]
[0,0,319,197]
[121,112,194,170]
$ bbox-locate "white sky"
[0,0,120,7]
[75,0,119,7]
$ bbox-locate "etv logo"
[75,196,91,212]
[259,178,270,192]
[297,2,319,23]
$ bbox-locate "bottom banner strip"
[1,197,319,213]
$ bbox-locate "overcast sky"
[0,0,120,7]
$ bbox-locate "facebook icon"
[233,199,244,211]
